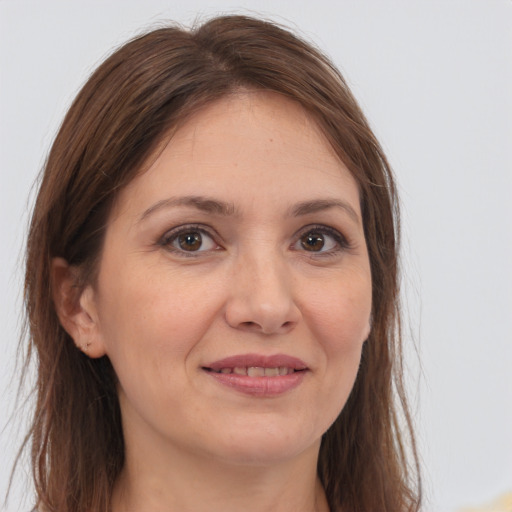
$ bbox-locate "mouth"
[204,366,304,377]
[202,354,309,396]
[203,353,308,375]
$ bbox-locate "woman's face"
[84,91,372,466]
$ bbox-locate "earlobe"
[51,257,106,358]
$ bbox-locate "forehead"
[112,91,360,221]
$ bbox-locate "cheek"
[305,269,372,348]
[303,270,371,417]
[100,260,217,336]
[96,265,223,393]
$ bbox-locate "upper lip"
[203,353,308,372]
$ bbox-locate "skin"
[55,91,372,512]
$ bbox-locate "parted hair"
[20,14,421,512]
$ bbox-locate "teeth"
[214,366,296,376]
[247,367,265,377]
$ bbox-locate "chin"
[201,420,322,467]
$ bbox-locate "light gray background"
[1,1,511,511]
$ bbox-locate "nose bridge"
[249,247,288,304]
[225,243,301,334]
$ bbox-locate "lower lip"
[205,370,307,396]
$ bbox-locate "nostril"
[241,321,259,330]
[237,319,297,334]
[225,299,302,334]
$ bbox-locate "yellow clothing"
[457,492,512,512]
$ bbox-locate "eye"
[160,226,219,254]
[293,226,347,254]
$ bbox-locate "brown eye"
[177,232,203,251]
[164,227,219,254]
[300,232,325,252]
[293,226,344,254]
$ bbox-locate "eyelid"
[292,224,350,254]
[159,224,222,255]
[158,223,351,257]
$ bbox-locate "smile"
[207,366,299,377]
[202,354,309,396]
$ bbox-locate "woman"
[21,14,421,512]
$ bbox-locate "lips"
[211,366,295,377]
[202,354,308,396]
[204,354,308,373]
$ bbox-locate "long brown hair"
[20,15,421,512]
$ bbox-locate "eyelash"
[292,224,351,257]
[158,224,220,257]
[158,223,351,258]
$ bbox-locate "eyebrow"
[289,199,361,225]
[138,195,360,225]
[138,196,238,223]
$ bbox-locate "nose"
[224,251,302,335]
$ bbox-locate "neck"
[112,434,329,512]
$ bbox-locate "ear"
[51,257,106,358]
